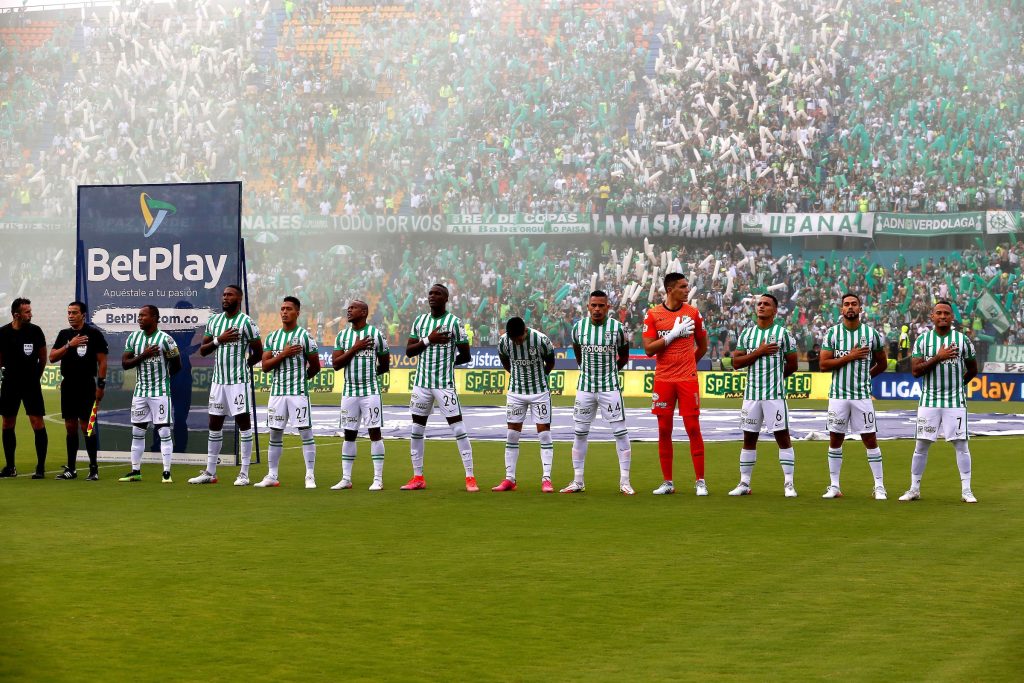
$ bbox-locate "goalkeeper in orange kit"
[641,273,709,495]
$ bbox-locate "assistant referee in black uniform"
[50,301,108,480]
[0,298,48,478]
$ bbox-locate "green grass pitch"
[1,390,1022,681]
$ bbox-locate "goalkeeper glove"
[663,316,695,345]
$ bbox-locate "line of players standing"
[0,278,979,502]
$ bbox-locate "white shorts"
[409,386,462,419]
[340,394,384,431]
[827,398,877,435]
[573,390,624,423]
[267,395,312,430]
[916,406,968,442]
[740,399,789,433]
[131,395,172,425]
[209,382,251,417]
[506,391,552,425]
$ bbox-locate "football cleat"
[368,479,384,491]
[873,486,888,501]
[541,477,554,493]
[304,474,317,489]
[465,476,479,492]
[898,488,921,502]
[233,474,250,486]
[31,471,45,479]
[55,467,78,480]
[822,485,843,499]
[161,470,173,484]
[619,482,636,496]
[784,482,798,498]
[188,470,218,485]
[652,481,675,495]
[331,478,353,490]
[728,482,752,496]
[559,480,585,494]
[961,489,978,504]
[254,475,280,488]
[85,470,99,481]
[400,475,426,490]
[0,466,16,478]
[694,479,709,496]
[491,478,517,492]
[118,470,142,482]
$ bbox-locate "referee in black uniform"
[50,301,108,480]
[0,298,48,478]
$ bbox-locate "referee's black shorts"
[60,379,95,421]
[0,379,45,418]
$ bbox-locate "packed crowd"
[242,236,1024,362]
[3,0,1023,220]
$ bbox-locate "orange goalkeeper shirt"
[642,303,706,382]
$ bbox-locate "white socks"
[207,429,223,475]
[739,448,757,484]
[239,429,254,477]
[538,429,553,479]
[341,439,357,480]
[611,420,631,483]
[130,426,146,470]
[953,439,971,491]
[341,439,384,482]
[504,428,521,480]
[451,421,473,477]
[866,447,884,486]
[829,445,883,488]
[157,426,173,471]
[827,447,843,488]
[268,430,283,478]
[571,421,590,483]
[410,422,425,475]
[299,428,316,475]
[778,447,795,485]
[910,439,931,490]
[370,439,385,480]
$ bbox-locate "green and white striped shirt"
[264,327,318,397]
[572,317,626,392]
[410,312,466,389]
[334,324,389,397]
[823,323,883,400]
[205,311,260,385]
[498,327,555,394]
[912,329,975,408]
[737,320,796,400]
[125,329,179,397]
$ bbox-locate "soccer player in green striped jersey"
[255,296,321,489]
[119,305,182,483]
[728,293,799,498]
[401,284,477,492]
[330,300,389,491]
[818,293,888,500]
[562,290,634,495]
[190,285,263,486]
[900,300,979,503]
[492,316,556,492]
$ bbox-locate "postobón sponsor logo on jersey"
[140,193,177,237]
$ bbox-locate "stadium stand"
[0,0,1021,359]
